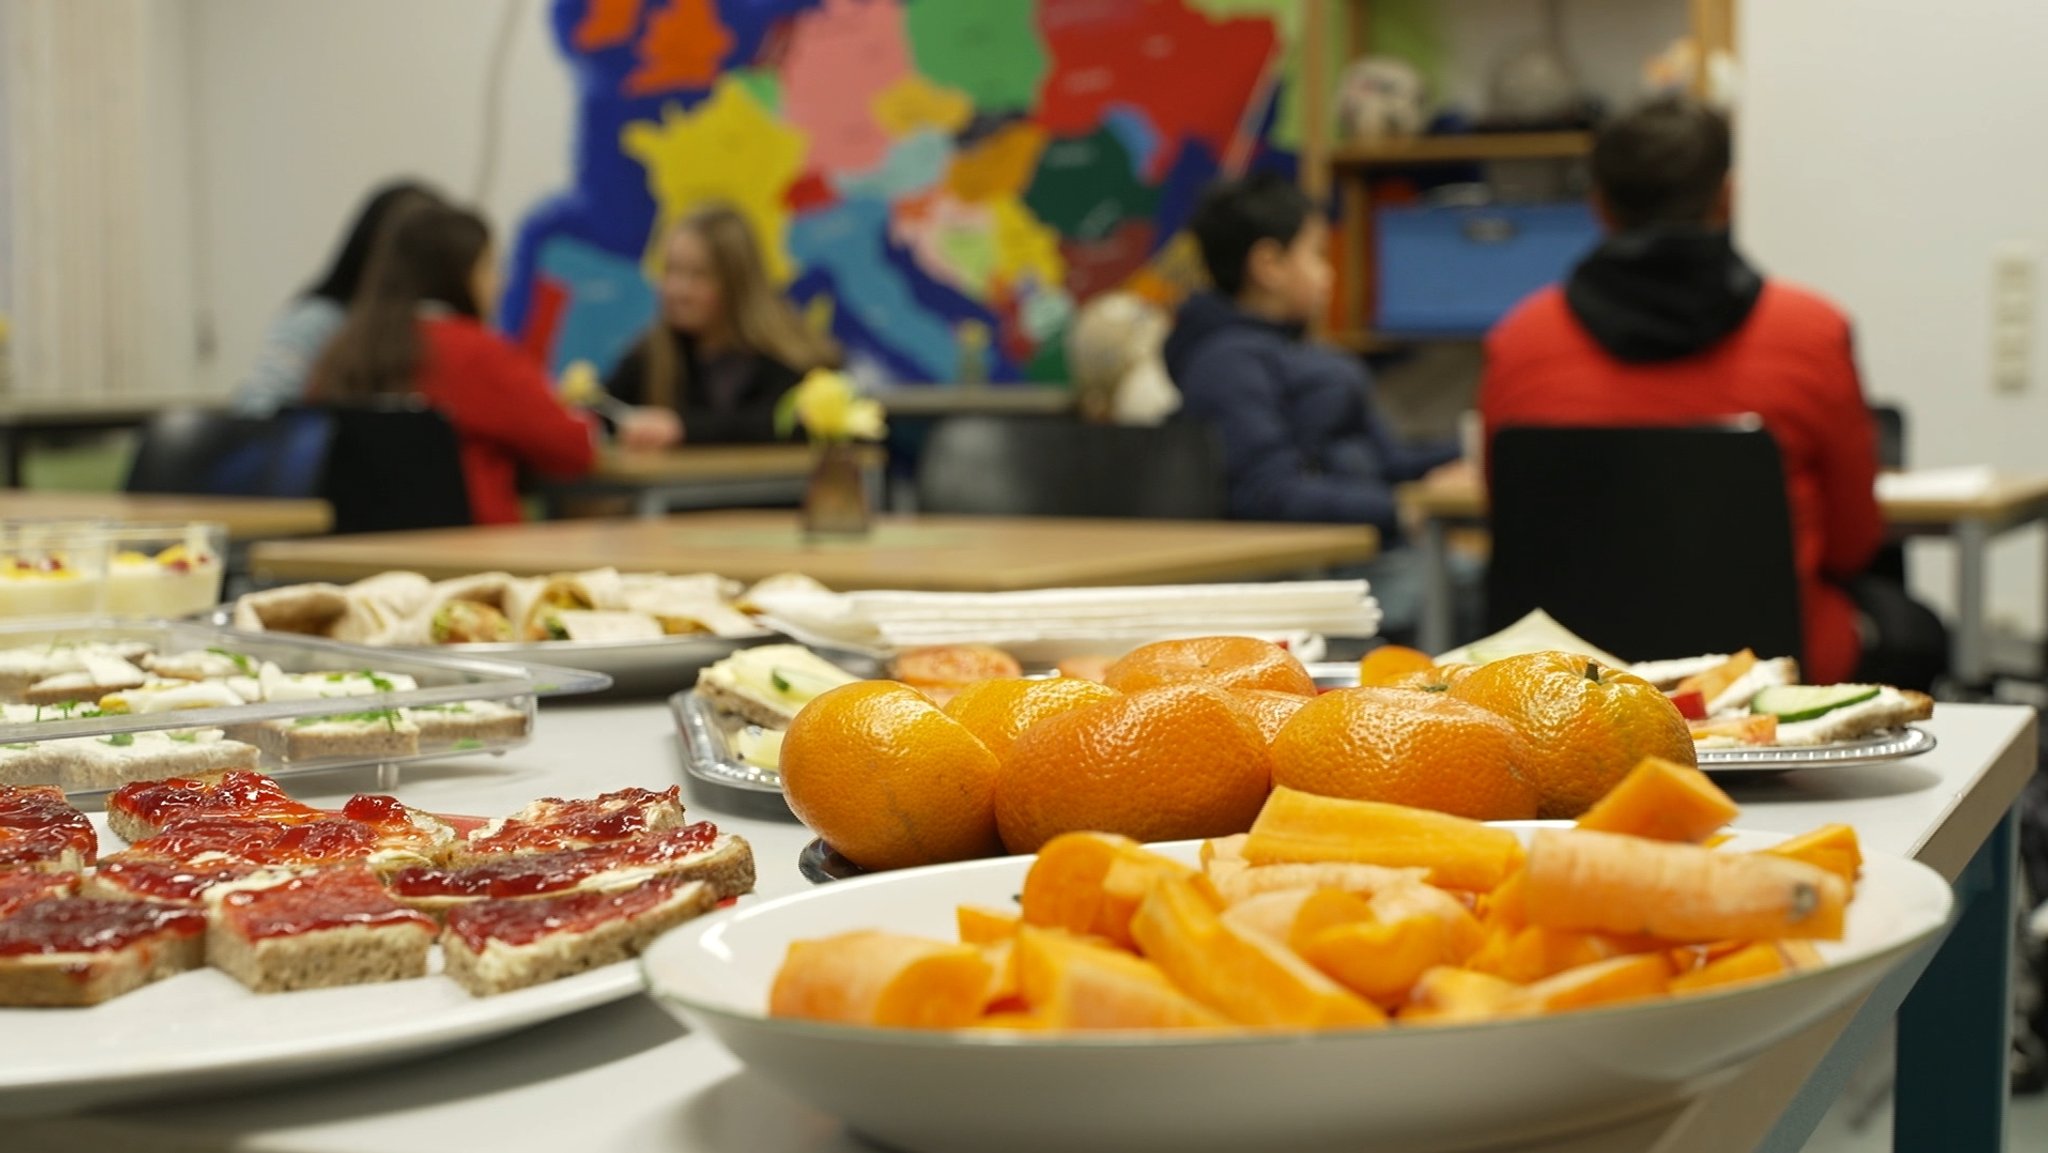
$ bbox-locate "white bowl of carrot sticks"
[646,765,1952,1153]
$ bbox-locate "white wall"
[185,0,572,394]
[1432,0,1690,117]
[1740,0,2048,641]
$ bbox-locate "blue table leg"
[1895,808,2016,1151]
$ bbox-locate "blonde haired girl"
[605,203,840,445]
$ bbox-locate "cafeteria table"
[249,511,1380,591]
[1399,471,2048,684]
[574,446,887,518]
[17,697,2034,1153]
[0,489,334,539]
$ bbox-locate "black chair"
[1870,403,1908,582]
[126,409,333,498]
[914,416,1227,519]
[1486,422,1805,665]
[309,402,474,534]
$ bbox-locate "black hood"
[1163,292,1302,381]
[1564,228,1764,363]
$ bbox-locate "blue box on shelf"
[1374,201,1602,336]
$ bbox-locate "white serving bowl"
[643,827,1952,1153]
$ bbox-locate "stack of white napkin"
[746,581,1380,661]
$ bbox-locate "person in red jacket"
[309,203,670,524]
[1481,97,1946,689]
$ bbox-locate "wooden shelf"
[1328,132,1595,169]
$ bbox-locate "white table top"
[17,699,2037,1153]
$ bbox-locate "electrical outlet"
[1992,245,2036,394]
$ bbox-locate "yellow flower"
[782,369,886,443]
[558,360,604,406]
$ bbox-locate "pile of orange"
[777,639,1694,873]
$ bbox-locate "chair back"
[914,416,1226,519]
[1871,402,1906,471]
[126,409,333,498]
[311,401,473,533]
[1486,422,1804,665]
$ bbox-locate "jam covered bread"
[0,896,207,1006]
[441,876,717,997]
[206,866,438,994]
[387,823,753,917]
[453,786,687,865]
[0,785,97,873]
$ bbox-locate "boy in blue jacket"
[1164,173,1464,637]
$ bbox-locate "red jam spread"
[0,785,96,869]
[215,866,434,941]
[130,817,382,866]
[444,874,693,952]
[466,786,683,856]
[0,870,78,918]
[109,771,318,833]
[92,855,265,903]
[0,897,206,955]
[390,822,720,900]
[336,793,411,827]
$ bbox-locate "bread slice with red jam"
[205,865,437,993]
[0,896,206,1006]
[441,875,716,996]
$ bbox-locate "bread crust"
[207,919,435,994]
[0,908,205,1007]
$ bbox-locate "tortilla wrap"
[544,609,665,643]
[230,584,352,636]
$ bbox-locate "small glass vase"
[801,441,872,538]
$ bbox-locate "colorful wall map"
[504,0,1305,386]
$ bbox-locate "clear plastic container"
[0,617,610,794]
[0,521,110,618]
[102,523,228,620]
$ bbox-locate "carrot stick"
[769,931,994,1028]
[1759,824,1863,887]
[1575,756,1739,843]
[1244,786,1524,891]
[1523,829,1848,942]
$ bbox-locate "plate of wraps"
[217,569,817,697]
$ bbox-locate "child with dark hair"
[1482,96,1946,689]
[233,180,444,414]
[1164,172,1462,637]
[308,203,631,525]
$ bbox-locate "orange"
[1103,636,1316,696]
[1230,688,1312,743]
[1358,645,1436,687]
[1268,688,1538,821]
[1448,651,1696,819]
[943,677,1121,757]
[995,683,1273,854]
[780,681,1004,871]
[1054,654,1115,683]
[888,644,1024,705]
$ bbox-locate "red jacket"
[414,316,597,525]
[1480,282,1886,682]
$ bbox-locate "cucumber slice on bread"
[1750,684,1881,722]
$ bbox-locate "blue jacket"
[1163,293,1457,537]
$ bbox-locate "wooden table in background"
[0,394,225,487]
[577,446,886,518]
[0,489,333,539]
[872,386,1075,418]
[249,511,1377,591]
[1398,472,2048,683]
